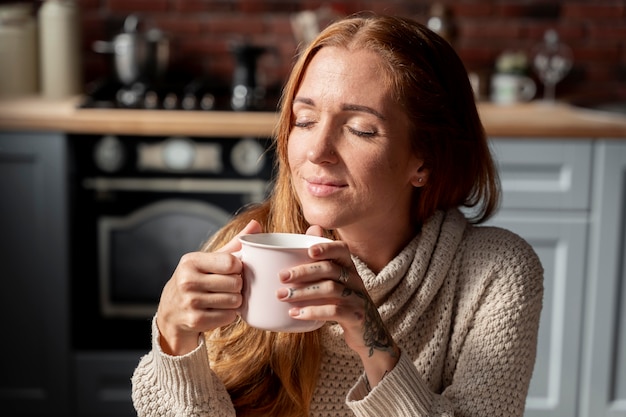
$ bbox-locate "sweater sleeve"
[131,316,236,417]
[346,352,454,416]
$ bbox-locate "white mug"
[236,233,332,332]
[490,73,536,105]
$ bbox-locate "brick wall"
[73,0,626,104]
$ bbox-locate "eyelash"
[293,121,313,129]
[293,121,377,138]
[347,126,377,138]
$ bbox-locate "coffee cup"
[490,73,536,105]
[236,233,332,332]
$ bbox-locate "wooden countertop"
[0,95,625,138]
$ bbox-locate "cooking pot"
[93,15,169,85]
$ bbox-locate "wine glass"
[532,30,573,103]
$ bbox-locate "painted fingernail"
[276,288,289,299]
[289,307,303,317]
[279,270,291,282]
[309,245,322,256]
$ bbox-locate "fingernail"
[276,288,289,299]
[279,270,291,282]
[309,245,322,256]
[289,307,302,317]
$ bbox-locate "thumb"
[216,220,263,253]
[305,224,324,237]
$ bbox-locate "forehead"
[296,46,393,104]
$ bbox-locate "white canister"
[490,73,536,105]
[38,0,82,99]
[0,3,38,97]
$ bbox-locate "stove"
[78,76,229,111]
[79,75,279,112]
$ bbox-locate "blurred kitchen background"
[1,0,626,105]
[1,2,626,417]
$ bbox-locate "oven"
[68,133,273,350]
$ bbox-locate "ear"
[410,162,429,188]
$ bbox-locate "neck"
[336,219,419,274]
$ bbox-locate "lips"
[304,176,347,197]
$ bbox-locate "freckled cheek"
[287,146,310,176]
[287,138,303,165]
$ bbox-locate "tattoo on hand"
[342,288,398,358]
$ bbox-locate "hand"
[277,225,400,387]
[156,220,263,356]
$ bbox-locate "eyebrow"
[293,97,387,120]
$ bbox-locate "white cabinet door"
[579,140,626,417]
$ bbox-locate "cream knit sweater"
[132,209,544,416]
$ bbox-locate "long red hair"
[204,13,500,417]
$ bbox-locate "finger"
[191,291,242,310]
[305,224,325,237]
[178,251,242,278]
[284,249,353,287]
[216,219,263,254]
[307,240,354,281]
[194,273,243,294]
[287,299,363,324]
[281,259,338,285]
[277,280,340,301]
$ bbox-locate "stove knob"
[231,138,265,176]
[93,135,125,172]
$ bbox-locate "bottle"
[427,2,456,45]
[38,0,82,99]
[0,3,38,97]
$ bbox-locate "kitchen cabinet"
[579,141,626,417]
[75,351,144,417]
[485,138,592,417]
[486,138,626,417]
[0,131,71,415]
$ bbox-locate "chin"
[303,208,342,230]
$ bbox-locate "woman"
[132,13,543,417]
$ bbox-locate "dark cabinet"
[0,131,70,415]
[75,351,144,416]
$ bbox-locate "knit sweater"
[131,208,544,416]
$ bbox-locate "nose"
[306,121,339,164]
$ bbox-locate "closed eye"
[294,120,315,129]
[347,126,377,138]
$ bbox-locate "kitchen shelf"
[1,96,626,138]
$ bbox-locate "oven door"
[87,177,267,319]
[71,176,268,350]
[99,198,230,317]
